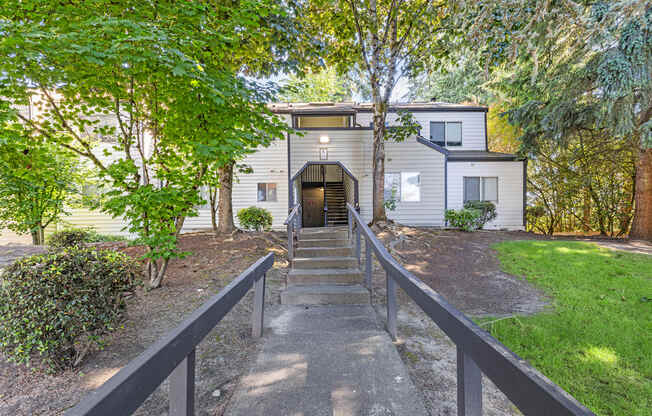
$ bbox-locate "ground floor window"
[384,172,421,202]
[464,177,498,203]
[257,183,277,202]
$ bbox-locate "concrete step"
[298,238,350,248]
[281,284,370,305]
[299,230,348,240]
[292,256,358,269]
[295,246,353,257]
[288,268,363,286]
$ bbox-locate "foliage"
[464,0,651,239]
[279,67,356,102]
[526,138,636,236]
[445,208,482,232]
[489,241,652,415]
[407,48,494,104]
[464,200,497,227]
[0,132,80,245]
[0,247,139,372]
[237,207,273,231]
[301,0,461,222]
[0,1,295,286]
[47,227,127,249]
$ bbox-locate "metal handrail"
[346,203,594,416]
[284,203,301,263]
[66,253,275,416]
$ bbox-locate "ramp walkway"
[65,203,595,416]
[227,305,427,415]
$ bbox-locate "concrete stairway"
[281,227,370,305]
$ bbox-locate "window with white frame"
[430,121,462,146]
[257,183,277,202]
[464,177,498,203]
[384,172,421,202]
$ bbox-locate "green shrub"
[464,200,497,228]
[47,228,89,248]
[47,227,126,249]
[0,247,139,372]
[445,208,482,232]
[446,201,498,231]
[237,206,273,231]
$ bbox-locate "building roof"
[268,102,488,114]
[447,150,522,161]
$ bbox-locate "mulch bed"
[0,231,288,416]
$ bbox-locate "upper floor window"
[430,121,462,146]
[294,115,353,128]
[464,177,498,203]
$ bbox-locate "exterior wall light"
[319,135,330,144]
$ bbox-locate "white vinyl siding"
[290,130,373,222]
[356,111,487,151]
[448,162,524,230]
[384,137,445,226]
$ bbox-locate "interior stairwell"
[281,227,370,305]
[324,182,347,226]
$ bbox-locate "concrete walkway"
[227,305,427,416]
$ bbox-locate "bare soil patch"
[0,231,288,416]
[367,224,549,415]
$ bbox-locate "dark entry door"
[302,186,324,227]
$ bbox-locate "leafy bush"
[464,201,497,227]
[47,227,127,249]
[445,208,482,232]
[237,206,273,231]
[47,228,89,248]
[0,247,139,372]
[446,201,498,231]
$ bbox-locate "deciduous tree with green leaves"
[301,0,458,222]
[0,117,79,245]
[0,1,290,286]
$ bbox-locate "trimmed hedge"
[237,206,273,231]
[0,247,139,372]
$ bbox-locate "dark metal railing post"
[386,271,397,340]
[322,165,328,227]
[347,209,353,241]
[457,347,482,416]
[169,349,195,416]
[252,273,266,338]
[365,239,372,291]
[287,222,293,264]
[355,224,361,266]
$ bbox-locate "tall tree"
[0,1,289,286]
[466,1,652,239]
[302,0,457,222]
[207,0,317,234]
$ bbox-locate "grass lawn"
[487,241,652,416]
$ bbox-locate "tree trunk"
[217,161,235,234]
[372,107,387,223]
[630,148,652,240]
[209,187,218,234]
[31,226,44,245]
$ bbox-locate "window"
[294,115,353,128]
[430,121,462,146]
[384,172,421,202]
[257,183,277,202]
[464,177,498,203]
